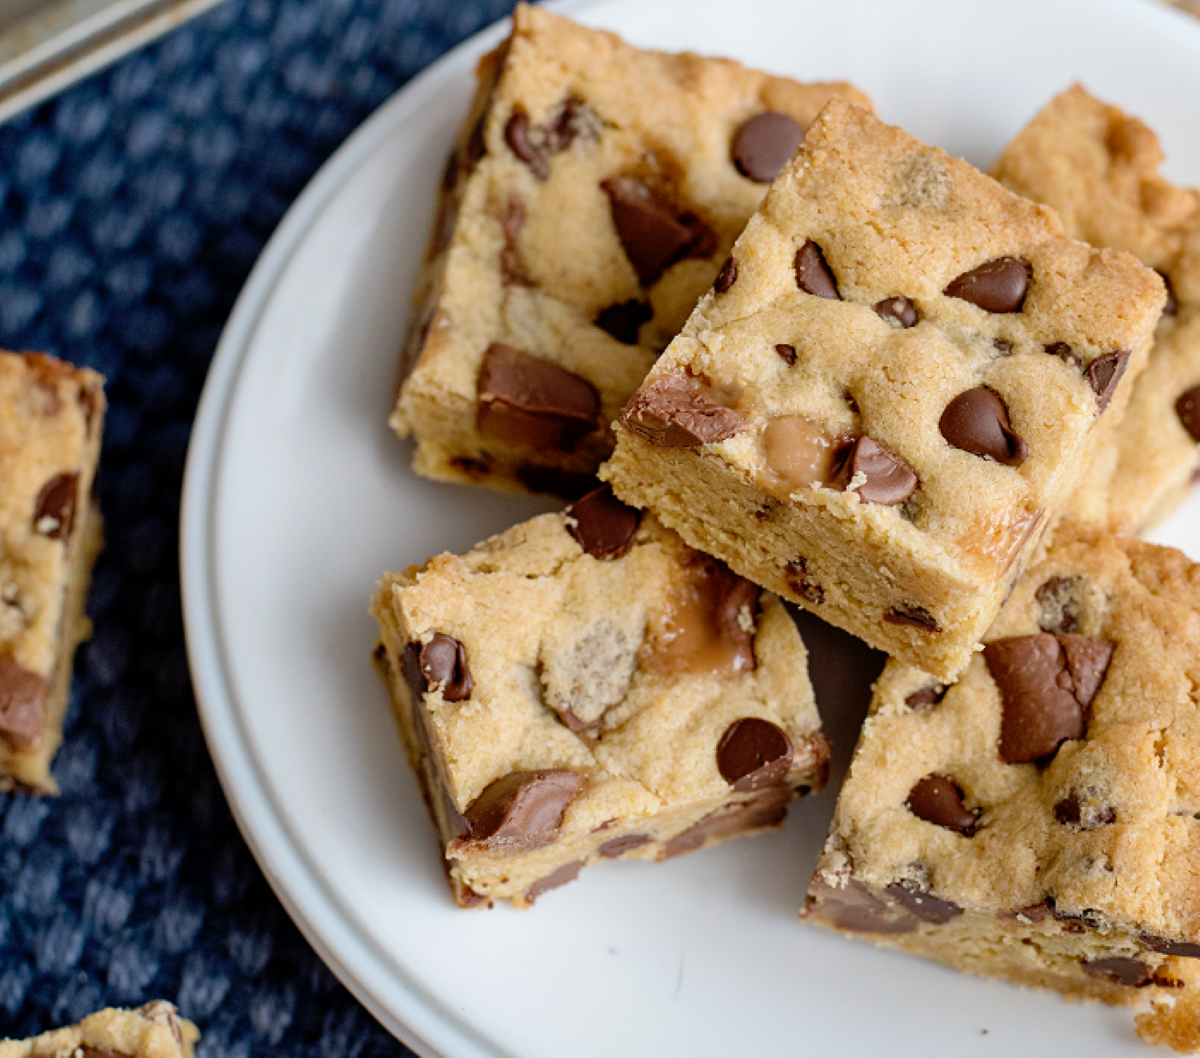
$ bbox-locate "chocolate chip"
[598,833,651,858]
[661,784,792,859]
[1087,350,1131,412]
[835,436,918,505]
[944,257,1031,313]
[499,193,528,285]
[515,466,597,501]
[602,176,716,287]
[1142,935,1200,959]
[477,343,599,449]
[794,240,840,299]
[0,652,48,746]
[450,455,491,480]
[731,111,804,182]
[714,256,738,294]
[1159,269,1178,317]
[33,472,78,541]
[905,684,946,710]
[774,343,796,366]
[884,604,940,632]
[716,717,794,792]
[594,299,652,344]
[1035,576,1083,634]
[983,633,1114,764]
[505,109,548,180]
[873,297,918,328]
[1001,900,1055,924]
[803,876,919,934]
[1176,385,1200,442]
[1055,906,1104,933]
[403,634,474,703]
[621,374,746,447]
[885,880,963,924]
[564,485,642,560]
[906,775,978,834]
[1054,792,1116,829]
[993,338,1014,356]
[1046,341,1081,368]
[542,96,590,154]
[939,387,1028,466]
[525,860,584,902]
[1081,957,1151,987]
[786,558,824,604]
[459,769,583,849]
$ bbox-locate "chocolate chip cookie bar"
[0,1000,199,1057]
[371,486,828,908]
[994,85,1200,534]
[1,351,105,794]
[601,98,1166,679]
[390,2,870,497]
[803,525,1200,1050]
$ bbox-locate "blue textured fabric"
[0,0,519,1052]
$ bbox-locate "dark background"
[0,0,522,1053]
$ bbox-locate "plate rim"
[179,1,1200,1056]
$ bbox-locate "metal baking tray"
[0,0,227,123]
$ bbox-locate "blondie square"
[371,486,828,908]
[803,526,1200,1049]
[602,98,1166,679]
[995,85,1200,534]
[0,1001,199,1057]
[0,351,105,794]
[390,2,870,498]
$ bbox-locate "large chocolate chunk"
[504,109,548,180]
[476,343,599,449]
[621,374,746,448]
[525,860,584,903]
[1176,384,1200,442]
[459,769,583,849]
[983,633,1114,764]
[402,634,474,703]
[836,436,918,505]
[598,833,651,859]
[602,176,715,287]
[652,556,759,679]
[1086,350,1130,412]
[564,485,642,560]
[0,652,48,747]
[716,717,794,791]
[594,299,652,345]
[1081,957,1151,988]
[731,111,805,183]
[794,240,840,299]
[33,472,79,541]
[1142,935,1200,960]
[886,879,963,924]
[803,875,918,935]
[906,775,978,834]
[939,387,1028,466]
[661,783,792,859]
[944,257,1031,313]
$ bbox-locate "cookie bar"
[0,1000,199,1057]
[802,526,1200,1051]
[390,2,870,497]
[601,98,1166,680]
[0,351,105,794]
[994,85,1200,534]
[370,486,828,908]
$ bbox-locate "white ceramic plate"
[180,1,1200,1055]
